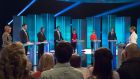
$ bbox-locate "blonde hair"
[38,53,54,71]
[0,42,31,79]
[4,25,11,32]
[130,26,136,31]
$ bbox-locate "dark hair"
[70,54,81,68]
[22,24,27,27]
[41,27,44,31]
[55,42,73,63]
[93,48,113,79]
[56,26,60,29]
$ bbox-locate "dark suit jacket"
[54,30,63,42]
[108,32,117,40]
[20,30,29,43]
[37,32,46,42]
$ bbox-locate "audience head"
[130,26,136,33]
[125,43,140,60]
[55,42,73,63]
[4,25,11,33]
[0,42,30,79]
[22,24,28,30]
[41,27,45,33]
[93,48,113,79]
[38,53,54,71]
[70,54,81,68]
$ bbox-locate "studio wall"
[137,19,140,47]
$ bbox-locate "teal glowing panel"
[86,17,101,48]
[72,19,86,55]
[56,16,71,42]
[115,17,130,44]
[86,17,94,48]
[137,19,140,47]
[36,14,55,50]
[102,15,115,47]
[23,15,36,42]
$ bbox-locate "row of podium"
[24,42,49,70]
[25,40,124,70]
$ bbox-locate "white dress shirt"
[129,31,138,44]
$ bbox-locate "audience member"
[89,48,120,79]
[32,53,54,79]
[117,43,140,79]
[41,42,84,79]
[70,54,90,79]
[0,42,31,79]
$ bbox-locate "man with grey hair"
[117,43,140,79]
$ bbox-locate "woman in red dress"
[90,31,97,52]
[71,29,77,53]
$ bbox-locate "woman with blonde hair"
[0,42,31,79]
[32,53,54,79]
[2,25,12,47]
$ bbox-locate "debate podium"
[23,41,50,71]
[77,40,84,56]
[108,40,117,69]
[91,40,101,51]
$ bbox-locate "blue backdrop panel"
[13,16,23,42]
[86,17,94,48]
[137,19,140,47]
[23,15,36,42]
[102,15,115,47]
[115,17,130,44]
[86,17,101,48]
[36,14,55,50]
[56,16,71,42]
[72,19,86,54]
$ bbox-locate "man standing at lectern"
[54,26,63,49]
[20,24,29,55]
[108,28,117,48]
[37,27,46,60]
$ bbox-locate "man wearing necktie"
[37,27,46,60]
[20,24,29,55]
[108,28,117,49]
[54,26,63,49]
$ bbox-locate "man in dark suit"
[37,27,46,60]
[20,24,29,55]
[108,28,117,48]
[54,26,63,49]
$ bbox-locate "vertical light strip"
[34,14,37,71]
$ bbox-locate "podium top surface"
[91,40,101,42]
[23,42,48,46]
[108,40,117,42]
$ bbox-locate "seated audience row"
[0,41,140,79]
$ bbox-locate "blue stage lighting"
[94,2,140,17]
[8,19,13,25]
[54,1,82,17]
[8,0,36,24]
